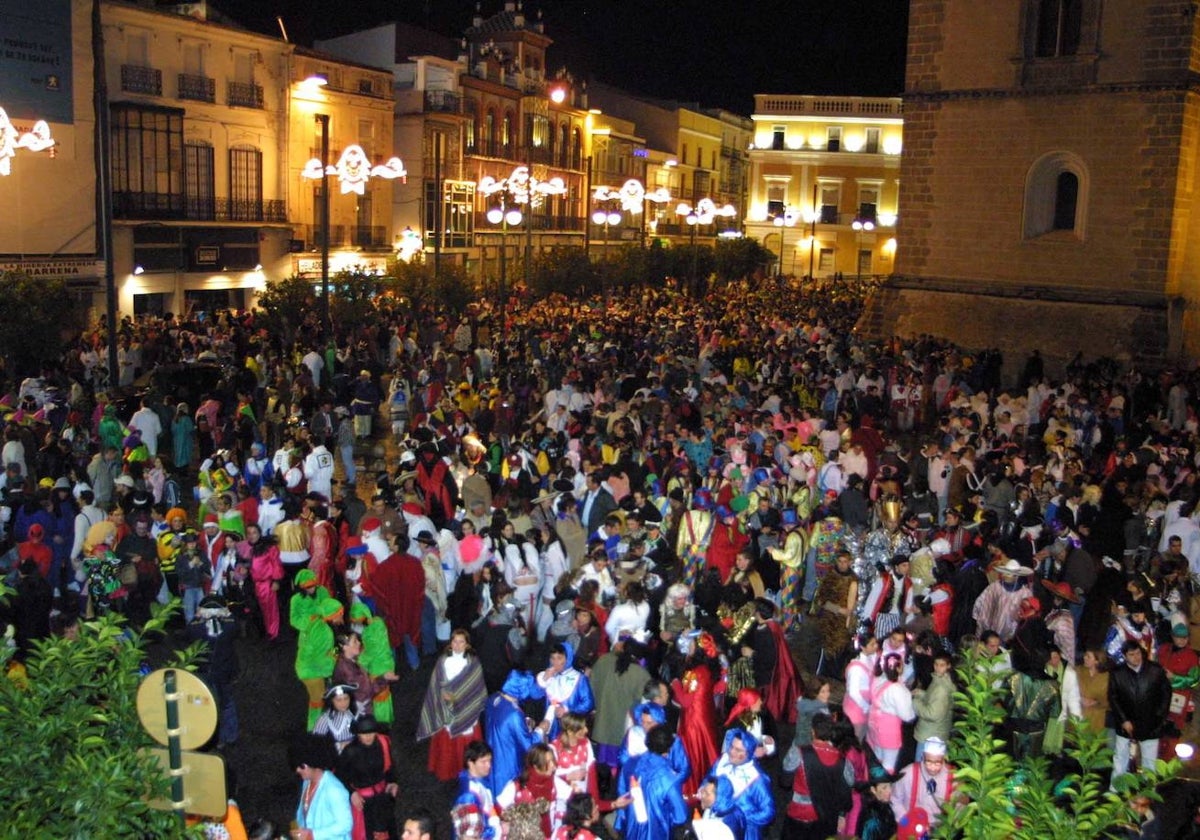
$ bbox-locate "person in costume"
[552,793,603,840]
[767,509,806,632]
[693,775,744,840]
[312,683,359,753]
[889,736,955,830]
[454,741,502,840]
[551,712,634,813]
[863,554,914,641]
[535,641,595,739]
[972,558,1034,643]
[743,598,801,725]
[483,670,548,796]
[417,628,488,782]
[814,550,859,676]
[290,568,332,633]
[866,652,915,773]
[782,713,852,840]
[675,490,715,588]
[589,638,652,771]
[496,742,570,837]
[672,633,723,796]
[336,715,398,840]
[362,532,427,672]
[353,601,398,726]
[332,630,397,719]
[706,505,749,584]
[244,523,283,642]
[298,597,343,730]
[290,733,353,840]
[617,701,691,788]
[854,764,901,840]
[614,726,690,840]
[709,728,776,840]
[723,688,777,760]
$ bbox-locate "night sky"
[210,0,909,114]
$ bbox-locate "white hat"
[923,736,948,758]
[995,558,1033,577]
[114,475,135,489]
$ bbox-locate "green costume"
[354,602,397,725]
[296,596,340,728]
[99,407,125,452]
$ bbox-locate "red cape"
[363,552,426,648]
[765,619,802,725]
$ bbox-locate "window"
[110,104,184,219]
[819,183,841,224]
[184,141,214,220]
[865,128,880,154]
[127,32,149,67]
[572,128,582,169]
[682,143,688,165]
[483,110,495,156]
[711,150,716,170]
[827,127,842,152]
[818,248,835,274]
[501,112,513,157]
[1023,150,1088,238]
[1053,172,1079,230]
[464,101,478,154]
[766,183,786,218]
[358,119,376,160]
[857,249,873,276]
[858,184,880,222]
[233,52,255,85]
[229,146,262,221]
[353,192,374,246]
[427,180,475,249]
[1035,0,1082,57]
[772,126,785,150]
[182,43,204,76]
[559,123,569,167]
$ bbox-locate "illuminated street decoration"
[478,165,567,208]
[395,226,423,262]
[593,178,671,214]
[676,197,736,225]
[0,107,55,176]
[301,144,407,195]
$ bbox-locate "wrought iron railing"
[177,73,215,103]
[227,81,263,109]
[121,65,162,96]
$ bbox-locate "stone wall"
[857,281,1171,383]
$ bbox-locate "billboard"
[0,0,74,125]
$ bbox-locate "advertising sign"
[0,0,74,125]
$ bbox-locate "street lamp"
[675,198,736,295]
[772,206,798,281]
[479,165,567,311]
[594,179,671,249]
[851,217,875,284]
[591,208,622,261]
[485,199,523,341]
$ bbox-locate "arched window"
[1035,0,1082,57]
[464,100,478,154]
[1023,150,1088,239]
[572,127,582,170]
[559,123,569,167]
[483,110,495,156]
[502,111,514,157]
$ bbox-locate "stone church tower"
[861,1,1200,374]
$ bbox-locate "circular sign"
[136,668,218,750]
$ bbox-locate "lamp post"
[802,208,818,281]
[851,217,875,284]
[314,113,331,334]
[771,206,797,281]
[480,165,567,312]
[676,198,736,296]
[485,198,523,342]
[591,207,621,261]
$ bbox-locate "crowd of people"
[3,275,1200,839]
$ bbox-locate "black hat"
[351,714,383,735]
[855,764,902,791]
[415,530,438,546]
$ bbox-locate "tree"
[0,597,204,837]
[386,259,474,316]
[0,271,77,379]
[253,274,319,347]
[528,246,600,299]
[714,238,774,285]
[935,647,1177,840]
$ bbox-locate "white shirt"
[304,445,335,499]
[128,407,163,458]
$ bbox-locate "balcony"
[424,91,461,114]
[178,73,215,103]
[227,81,263,109]
[121,64,162,96]
[116,193,286,222]
[350,225,388,248]
[474,213,584,233]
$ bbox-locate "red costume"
[705,520,750,583]
[672,664,721,796]
[363,552,426,648]
[17,532,52,579]
[764,619,802,725]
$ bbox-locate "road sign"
[136,668,217,750]
[142,747,228,818]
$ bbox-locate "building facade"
[862,0,1200,372]
[745,94,903,280]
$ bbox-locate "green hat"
[730,494,750,514]
[295,569,318,589]
[320,598,345,620]
[350,602,372,621]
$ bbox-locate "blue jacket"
[615,751,689,840]
[483,692,543,796]
[296,771,353,840]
